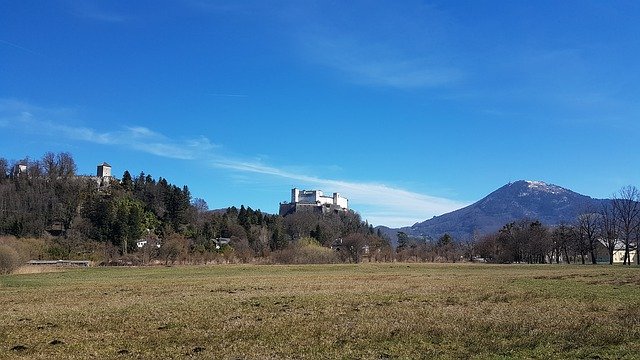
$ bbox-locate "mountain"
[383,180,609,243]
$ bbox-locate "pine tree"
[121,171,133,191]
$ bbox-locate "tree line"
[394,232,472,263]
[0,152,391,268]
[1,152,637,269]
[474,186,640,265]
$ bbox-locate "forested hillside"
[0,152,391,266]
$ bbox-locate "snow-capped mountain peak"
[523,180,567,195]
[384,180,607,242]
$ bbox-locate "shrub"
[0,236,48,261]
[159,234,188,265]
[0,245,21,274]
[117,254,144,266]
[271,237,340,264]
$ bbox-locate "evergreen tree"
[397,231,409,252]
[121,171,133,191]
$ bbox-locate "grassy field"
[1,263,640,359]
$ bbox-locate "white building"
[279,188,348,216]
[97,162,112,178]
[596,239,638,264]
[11,163,27,177]
[96,162,112,187]
[292,189,348,209]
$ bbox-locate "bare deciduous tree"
[42,152,58,178]
[340,233,366,263]
[577,211,600,264]
[56,152,77,178]
[551,223,574,264]
[612,186,640,265]
[0,158,8,180]
[599,203,618,265]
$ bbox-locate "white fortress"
[279,188,348,216]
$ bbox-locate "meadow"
[1,263,639,359]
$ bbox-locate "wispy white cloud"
[68,126,214,160]
[66,1,127,23]
[186,1,282,17]
[290,1,462,89]
[0,39,44,57]
[206,93,249,98]
[212,159,468,226]
[0,98,76,119]
[184,1,461,90]
[0,99,216,160]
[302,35,462,89]
[361,213,427,229]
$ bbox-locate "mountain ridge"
[380,180,609,244]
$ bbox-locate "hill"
[382,180,609,243]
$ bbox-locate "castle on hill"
[11,160,113,188]
[279,188,348,216]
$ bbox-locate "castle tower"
[12,163,27,177]
[291,188,300,203]
[97,162,112,178]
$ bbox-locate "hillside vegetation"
[0,152,390,268]
[2,152,638,270]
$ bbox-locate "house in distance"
[279,188,348,216]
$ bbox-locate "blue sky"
[2,1,639,227]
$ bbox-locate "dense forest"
[0,152,391,268]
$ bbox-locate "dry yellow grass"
[1,263,639,359]
[11,265,64,275]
